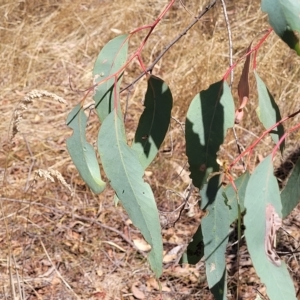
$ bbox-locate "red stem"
[83,0,175,109]
[230,108,300,169]
[223,28,273,81]
[271,123,300,159]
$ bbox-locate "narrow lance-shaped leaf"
[255,71,284,152]
[98,110,163,277]
[185,80,235,189]
[261,0,300,55]
[235,42,252,124]
[281,156,300,218]
[132,75,173,169]
[114,76,173,206]
[244,155,296,300]
[66,104,106,194]
[201,176,228,300]
[93,34,129,122]
[200,172,250,299]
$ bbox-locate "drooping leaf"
[235,42,252,124]
[281,156,300,218]
[66,104,106,194]
[200,172,250,298]
[185,80,235,189]
[98,110,163,277]
[201,176,229,298]
[237,43,252,103]
[132,75,173,169]
[255,71,284,152]
[93,35,129,122]
[244,155,296,300]
[261,0,300,55]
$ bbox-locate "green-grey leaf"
[200,172,250,298]
[66,104,106,194]
[210,270,227,300]
[281,156,300,218]
[244,154,296,300]
[201,176,229,296]
[261,0,300,55]
[185,80,235,189]
[254,71,284,152]
[132,75,173,169]
[183,172,250,266]
[98,110,163,277]
[93,35,129,122]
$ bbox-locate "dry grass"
[1,0,300,299]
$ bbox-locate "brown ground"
[1,0,300,299]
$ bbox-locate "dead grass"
[1,0,300,299]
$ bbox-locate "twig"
[219,2,240,292]
[123,87,132,123]
[73,0,217,119]
[232,126,246,170]
[220,0,245,171]
[230,107,300,168]
[171,116,185,135]
[220,0,233,87]
[172,183,194,226]
[23,134,36,192]
[12,254,23,300]
[223,28,272,80]
[254,288,268,300]
[272,123,300,158]
[39,238,80,299]
[9,254,16,300]
[234,125,272,147]
[121,0,217,93]
[164,182,194,227]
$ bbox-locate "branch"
[220,0,233,86]
[121,0,217,93]
[230,108,300,168]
